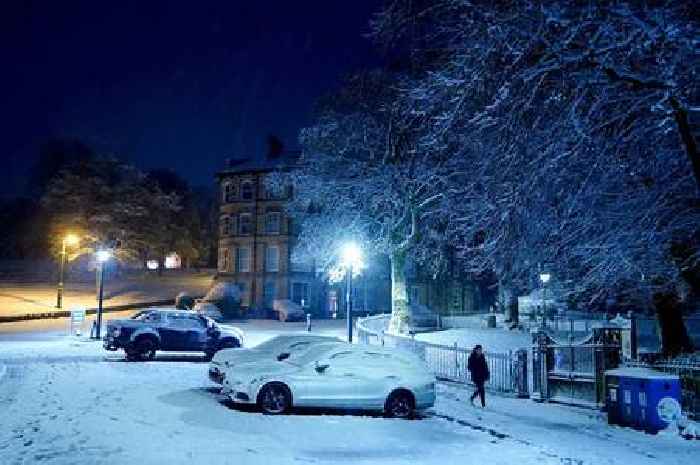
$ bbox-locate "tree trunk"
[669,97,700,190]
[653,291,693,357]
[507,290,519,329]
[502,285,520,329]
[388,250,410,334]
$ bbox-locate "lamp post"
[539,272,551,329]
[341,243,363,343]
[94,249,112,339]
[56,234,79,308]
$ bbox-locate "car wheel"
[385,390,415,419]
[258,383,291,415]
[136,337,157,361]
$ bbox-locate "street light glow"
[64,234,79,247]
[539,273,551,284]
[96,250,112,263]
[340,242,363,271]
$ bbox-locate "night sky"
[0,1,381,197]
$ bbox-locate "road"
[0,321,695,465]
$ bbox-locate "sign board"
[69,308,86,336]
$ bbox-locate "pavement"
[0,320,696,465]
[0,271,214,320]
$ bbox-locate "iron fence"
[356,315,520,393]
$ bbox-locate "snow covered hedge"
[175,292,195,310]
[203,282,242,319]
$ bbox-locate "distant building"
[405,254,493,321]
[215,153,324,316]
[215,154,489,322]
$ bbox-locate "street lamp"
[93,249,112,339]
[539,272,551,329]
[56,234,79,308]
[340,242,363,343]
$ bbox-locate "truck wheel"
[135,337,157,361]
[125,349,140,361]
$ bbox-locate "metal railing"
[356,314,520,393]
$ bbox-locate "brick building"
[215,154,323,316]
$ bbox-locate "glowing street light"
[93,249,112,339]
[539,272,551,328]
[56,234,80,309]
[340,242,364,343]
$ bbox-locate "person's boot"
[469,395,475,407]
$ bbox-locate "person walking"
[468,344,489,407]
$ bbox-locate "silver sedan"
[221,342,436,418]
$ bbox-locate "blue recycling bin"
[605,368,681,433]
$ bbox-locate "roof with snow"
[215,151,301,178]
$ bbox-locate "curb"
[0,297,202,324]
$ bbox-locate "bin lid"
[605,367,679,380]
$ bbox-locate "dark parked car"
[103,309,244,361]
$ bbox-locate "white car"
[220,342,436,418]
[208,334,342,385]
[272,299,306,322]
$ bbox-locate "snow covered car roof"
[211,333,341,364]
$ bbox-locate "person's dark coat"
[467,351,490,383]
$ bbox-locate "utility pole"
[346,264,353,343]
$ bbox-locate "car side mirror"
[314,362,329,374]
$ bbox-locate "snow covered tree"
[372,0,699,350]
[42,156,182,267]
[272,71,465,333]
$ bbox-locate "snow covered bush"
[193,301,223,321]
[175,292,195,310]
[203,282,242,319]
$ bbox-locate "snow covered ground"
[416,315,531,352]
[0,321,696,465]
[0,271,214,317]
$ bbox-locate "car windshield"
[131,311,153,321]
[283,343,342,367]
[254,336,296,352]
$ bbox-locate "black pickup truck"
[104,309,244,361]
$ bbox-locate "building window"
[265,177,285,199]
[236,247,250,272]
[240,180,254,200]
[292,282,309,307]
[220,249,230,272]
[265,245,279,272]
[239,213,253,235]
[221,216,231,236]
[265,212,281,234]
[223,182,237,203]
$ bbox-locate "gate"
[532,323,621,407]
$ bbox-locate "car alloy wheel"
[387,391,414,419]
[259,384,290,415]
